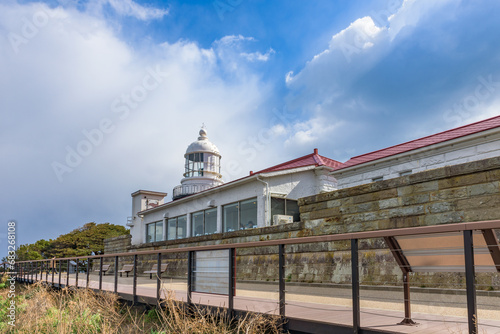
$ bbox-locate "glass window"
[147,223,155,243]
[223,198,257,232]
[223,203,239,232]
[167,215,188,240]
[192,209,217,236]
[155,222,163,242]
[146,221,163,243]
[271,198,286,219]
[167,218,177,240]
[205,208,217,234]
[192,211,204,236]
[240,199,257,229]
[177,215,187,238]
[271,198,300,222]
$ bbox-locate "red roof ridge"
[335,115,500,171]
[254,149,343,174]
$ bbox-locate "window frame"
[191,208,218,237]
[167,215,187,240]
[223,197,258,232]
[270,197,300,222]
[146,221,163,243]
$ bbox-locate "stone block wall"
[299,156,500,235]
[104,234,131,254]
[102,157,500,288]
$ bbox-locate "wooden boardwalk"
[23,274,500,334]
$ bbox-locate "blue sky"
[1,0,500,258]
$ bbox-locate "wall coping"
[300,156,500,206]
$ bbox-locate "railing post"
[114,256,118,294]
[46,260,49,283]
[464,230,478,334]
[351,238,360,334]
[228,248,235,319]
[187,251,193,307]
[156,252,162,302]
[278,244,286,324]
[86,258,90,288]
[75,260,79,288]
[30,262,33,282]
[133,254,138,304]
[58,260,62,287]
[66,259,70,287]
[99,257,103,291]
[52,260,55,287]
[35,261,38,282]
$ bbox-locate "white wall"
[333,133,500,189]
[131,167,337,245]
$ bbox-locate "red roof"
[336,115,500,171]
[255,148,343,174]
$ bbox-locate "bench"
[118,264,134,277]
[144,263,168,279]
[95,264,110,276]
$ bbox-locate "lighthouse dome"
[185,128,220,156]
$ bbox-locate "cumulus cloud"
[282,0,500,161]
[0,1,270,249]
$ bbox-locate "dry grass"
[0,279,284,334]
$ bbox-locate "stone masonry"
[104,157,500,288]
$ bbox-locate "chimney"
[314,148,318,154]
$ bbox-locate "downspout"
[256,175,270,226]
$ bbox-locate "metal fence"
[8,220,500,334]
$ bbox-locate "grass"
[0,275,284,334]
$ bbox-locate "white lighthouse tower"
[172,127,224,200]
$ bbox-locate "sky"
[1,0,500,258]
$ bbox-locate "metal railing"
[8,220,500,334]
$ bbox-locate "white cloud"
[282,0,467,160]
[0,2,271,248]
[86,0,168,20]
[240,48,275,62]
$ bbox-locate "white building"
[128,115,500,246]
[128,128,342,245]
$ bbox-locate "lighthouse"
[172,127,224,200]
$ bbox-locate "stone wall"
[103,157,500,288]
[104,234,131,254]
[299,156,500,235]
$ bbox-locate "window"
[146,221,163,243]
[271,198,300,222]
[185,153,205,177]
[223,198,257,232]
[184,152,221,177]
[167,215,187,240]
[400,170,412,176]
[191,208,218,236]
[372,176,384,182]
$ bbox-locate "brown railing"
[8,220,500,334]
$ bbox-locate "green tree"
[2,222,129,262]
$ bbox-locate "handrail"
[7,219,500,334]
[14,220,500,263]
